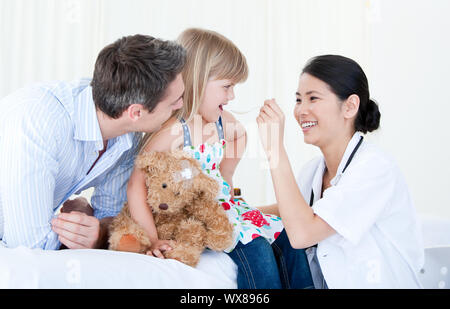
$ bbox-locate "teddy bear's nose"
[159,203,168,210]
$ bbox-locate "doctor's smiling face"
[294,55,380,150]
[294,73,354,148]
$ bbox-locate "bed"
[0,245,237,288]
[2,214,449,289]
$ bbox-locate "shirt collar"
[311,157,326,203]
[107,133,135,153]
[71,84,137,153]
[311,131,363,198]
[72,85,104,148]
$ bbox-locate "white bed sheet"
[0,245,237,289]
[3,213,446,289]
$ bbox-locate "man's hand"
[51,211,101,249]
[52,197,105,249]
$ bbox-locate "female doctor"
[257,55,424,288]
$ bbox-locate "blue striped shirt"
[0,79,141,249]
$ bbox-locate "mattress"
[0,245,237,288]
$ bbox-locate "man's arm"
[52,145,137,249]
[0,101,61,249]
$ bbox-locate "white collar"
[72,85,134,152]
[311,132,363,201]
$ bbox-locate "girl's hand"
[256,99,286,164]
[146,239,174,258]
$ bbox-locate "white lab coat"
[296,132,424,288]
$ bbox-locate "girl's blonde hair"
[139,28,248,153]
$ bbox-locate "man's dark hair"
[91,34,186,119]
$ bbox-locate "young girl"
[126,28,313,289]
[257,55,424,288]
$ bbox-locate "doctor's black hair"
[301,55,380,133]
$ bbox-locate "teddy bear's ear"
[135,151,164,174]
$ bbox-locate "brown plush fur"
[108,150,234,267]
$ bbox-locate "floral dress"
[179,117,284,252]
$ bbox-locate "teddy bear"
[108,150,234,267]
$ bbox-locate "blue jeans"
[227,229,314,289]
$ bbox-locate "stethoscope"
[308,135,364,249]
[309,135,364,207]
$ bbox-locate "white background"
[1,0,449,219]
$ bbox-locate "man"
[0,34,186,250]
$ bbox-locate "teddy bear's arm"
[192,198,234,251]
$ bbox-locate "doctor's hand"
[51,210,101,249]
[256,99,286,163]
